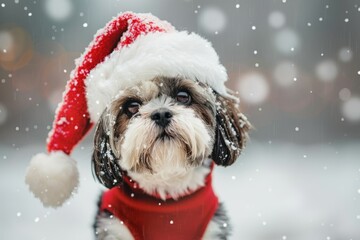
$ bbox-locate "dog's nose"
[151,108,173,127]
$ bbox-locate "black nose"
[151,108,173,127]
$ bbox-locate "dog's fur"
[92,77,251,239]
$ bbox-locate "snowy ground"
[1,141,360,240]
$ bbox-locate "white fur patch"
[25,151,79,208]
[127,162,211,200]
[85,31,228,122]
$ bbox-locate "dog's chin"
[120,132,211,199]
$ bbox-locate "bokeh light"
[339,88,351,101]
[0,26,33,71]
[273,61,297,87]
[0,103,8,125]
[341,96,360,122]
[315,60,338,82]
[268,11,286,29]
[198,7,227,33]
[338,47,353,62]
[274,28,300,54]
[237,72,269,105]
[0,31,14,52]
[43,0,74,22]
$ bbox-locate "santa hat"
[25,12,229,207]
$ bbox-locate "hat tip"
[25,151,79,208]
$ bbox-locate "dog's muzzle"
[151,108,173,128]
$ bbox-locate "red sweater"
[100,170,219,240]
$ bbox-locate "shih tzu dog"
[92,77,251,239]
[25,12,251,240]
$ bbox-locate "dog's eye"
[176,91,191,105]
[126,101,141,115]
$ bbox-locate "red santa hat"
[25,12,229,207]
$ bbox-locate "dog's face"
[92,77,251,189]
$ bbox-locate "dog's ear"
[92,111,123,188]
[211,92,251,166]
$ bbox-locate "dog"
[24,11,251,240]
[92,76,251,239]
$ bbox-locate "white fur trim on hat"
[25,151,79,208]
[85,31,229,122]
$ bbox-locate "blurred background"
[1,0,360,239]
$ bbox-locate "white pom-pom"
[25,151,79,208]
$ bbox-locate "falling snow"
[0,2,360,240]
